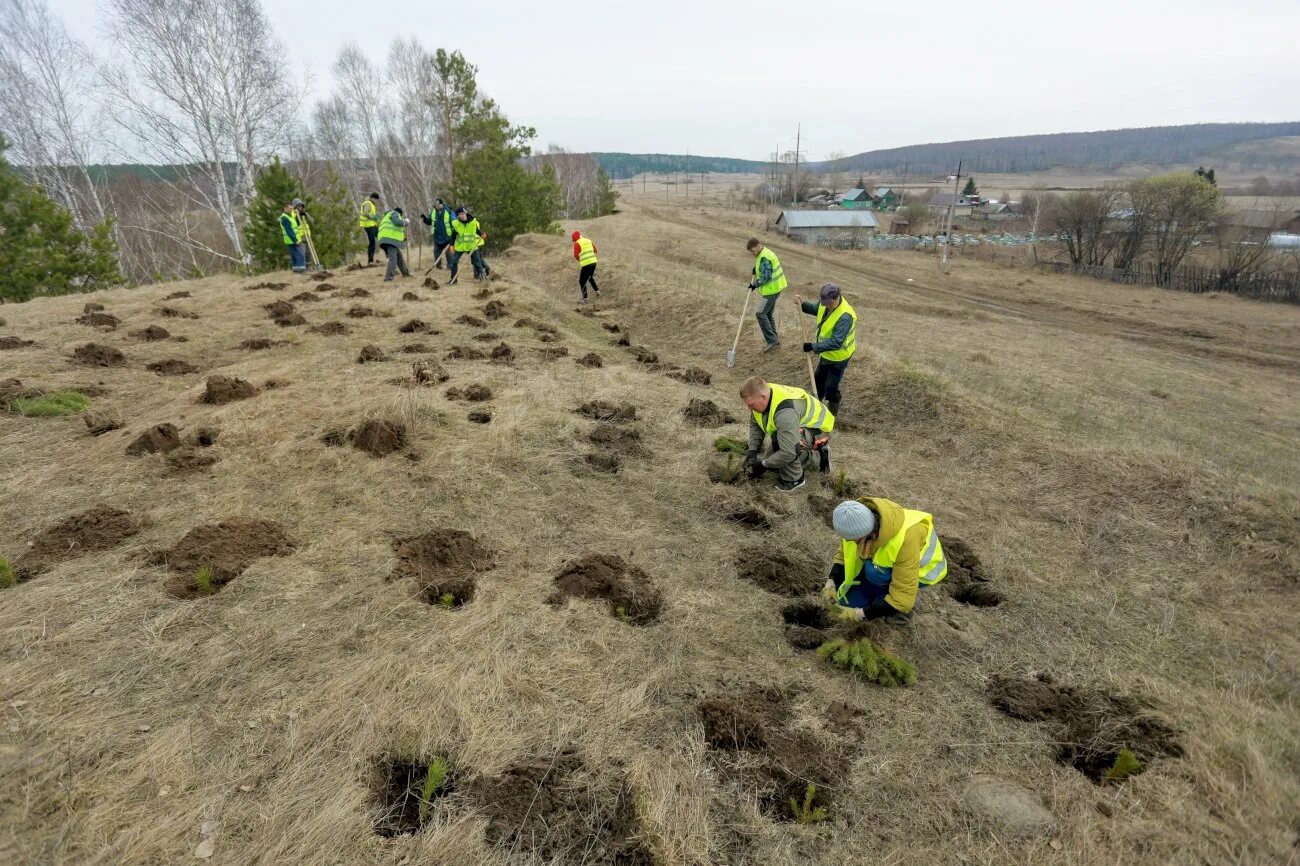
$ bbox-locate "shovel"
[793,296,818,394]
[726,285,753,368]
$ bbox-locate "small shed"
[928,193,976,218]
[837,189,871,210]
[777,209,880,244]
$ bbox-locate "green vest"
[279,212,299,245]
[751,382,834,435]
[837,508,947,605]
[576,236,597,266]
[377,211,404,244]
[815,298,857,362]
[753,247,787,296]
[451,217,480,251]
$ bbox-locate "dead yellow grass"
[1,202,1298,865]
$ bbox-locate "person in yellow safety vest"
[796,282,857,417]
[571,230,600,303]
[447,206,485,285]
[279,203,306,273]
[419,197,455,269]
[292,197,313,267]
[359,192,381,265]
[739,375,833,493]
[376,207,412,281]
[472,226,491,280]
[823,497,948,625]
[745,237,787,352]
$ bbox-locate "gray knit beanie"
[832,500,876,540]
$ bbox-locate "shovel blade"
[726,349,736,368]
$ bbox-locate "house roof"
[929,193,963,207]
[1227,210,1287,229]
[779,210,880,229]
[873,187,894,197]
[976,202,1010,214]
[839,188,868,201]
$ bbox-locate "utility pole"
[940,159,963,274]
[792,123,801,205]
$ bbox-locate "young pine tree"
[962,176,979,197]
[245,157,306,272]
[594,167,619,216]
[0,137,121,302]
[308,167,362,268]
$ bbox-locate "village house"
[777,209,880,244]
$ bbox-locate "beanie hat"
[832,500,876,540]
[571,231,581,241]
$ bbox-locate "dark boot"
[828,398,841,417]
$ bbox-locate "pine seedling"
[817,637,916,687]
[615,605,629,622]
[1101,748,1143,784]
[713,436,747,454]
[417,756,451,823]
[789,783,828,824]
[0,555,15,589]
[438,592,456,609]
[832,468,850,497]
[193,566,215,595]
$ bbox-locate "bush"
[817,637,916,687]
[11,391,90,416]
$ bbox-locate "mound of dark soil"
[275,313,307,327]
[736,546,822,596]
[308,322,350,335]
[454,314,485,327]
[129,325,171,341]
[398,319,436,334]
[468,410,491,424]
[163,291,191,299]
[482,299,508,320]
[399,343,432,354]
[76,312,121,329]
[615,334,631,347]
[513,317,539,329]
[351,419,407,457]
[189,426,219,447]
[401,291,421,301]
[1,336,35,350]
[83,408,124,435]
[357,344,388,363]
[630,346,658,365]
[165,447,219,474]
[444,345,486,361]
[471,288,491,300]
[347,305,376,318]
[371,756,457,837]
[290,292,321,303]
[156,518,294,597]
[584,452,621,474]
[125,423,181,456]
[239,338,288,350]
[412,359,449,385]
[538,332,559,343]
[547,553,661,625]
[83,302,105,313]
[987,674,1183,783]
[73,343,126,367]
[307,270,333,281]
[264,300,296,318]
[668,367,711,386]
[421,277,439,290]
[445,384,492,402]
[200,375,257,404]
[390,529,492,607]
[588,424,646,456]
[471,332,501,342]
[310,283,334,293]
[489,342,514,362]
[683,398,735,427]
[155,306,199,319]
[576,400,636,423]
[465,750,652,865]
[244,281,288,291]
[575,352,602,368]
[14,505,141,581]
[147,359,199,375]
[537,346,569,361]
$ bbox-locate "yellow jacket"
[833,497,935,613]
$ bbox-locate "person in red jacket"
[572,230,600,303]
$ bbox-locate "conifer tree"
[962,176,978,197]
[308,167,362,268]
[451,109,560,251]
[245,157,305,272]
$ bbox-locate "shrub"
[11,391,90,417]
[817,637,916,687]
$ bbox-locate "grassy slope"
[1,201,1298,865]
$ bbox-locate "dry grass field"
[2,198,1298,865]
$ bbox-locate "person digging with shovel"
[739,375,834,493]
[746,238,787,352]
[797,282,857,417]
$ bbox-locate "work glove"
[832,604,865,622]
[747,459,766,480]
[747,281,757,291]
[821,578,838,603]
[802,342,814,353]
[742,450,759,469]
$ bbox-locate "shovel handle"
[731,287,753,355]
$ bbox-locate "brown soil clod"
[547,553,662,625]
[630,346,658,364]
[275,313,308,327]
[539,332,559,343]
[264,300,296,318]
[156,518,295,598]
[668,367,711,386]
[398,319,436,334]
[588,424,647,457]
[147,359,199,375]
[736,546,822,596]
[308,322,350,336]
[987,674,1183,783]
[537,346,569,361]
[163,291,191,299]
[399,342,432,354]
[244,281,288,291]
[239,338,287,350]
[357,344,388,364]
[201,375,258,404]
[1,379,40,405]
[454,314,486,327]
[726,505,773,531]
[313,283,336,292]
[156,306,199,319]
[126,423,182,456]
[14,505,141,581]
[76,312,121,329]
[337,287,370,298]
[83,302,105,313]
[412,359,449,385]
[347,305,375,318]
[472,288,492,300]
[401,291,421,301]
[422,277,439,290]
[308,270,334,281]
[471,332,502,342]
[389,529,492,607]
[0,336,35,350]
[468,410,491,424]
[164,447,219,474]
[129,325,171,341]
[575,352,603,368]
[371,756,457,837]
[72,343,126,367]
[482,300,508,320]
[576,400,636,423]
[350,419,407,457]
[83,408,124,435]
[290,292,321,303]
[444,345,486,361]
[683,398,736,427]
[189,426,219,447]
[489,342,514,363]
[345,263,364,272]
[615,334,631,347]
[584,452,621,474]
[445,384,492,402]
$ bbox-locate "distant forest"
[590,153,765,179]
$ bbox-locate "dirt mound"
[76,312,121,329]
[83,302,105,313]
[349,420,406,457]
[683,398,735,427]
[576,400,636,423]
[472,288,491,300]
[583,453,621,473]
[668,367,711,386]
[155,518,295,597]
[163,291,191,299]
[421,277,439,290]
[347,305,375,318]
[239,338,287,350]
[389,529,492,607]
[445,384,492,402]
[398,319,436,334]
[588,424,647,456]
[126,423,182,456]
[444,345,485,361]
[412,359,448,385]
[481,300,508,320]
[309,270,334,282]
[244,281,287,291]
[614,333,631,346]
[630,346,658,365]
[489,342,514,362]
[165,447,219,474]
[129,325,171,341]
[289,292,321,303]
[468,410,491,424]
[147,359,199,375]
[72,343,126,367]
[399,343,431,354]
[548,553,662,625]
[274,313,307,327]
[83,408,124,435]
[155,306,199,319]
[201,375,258,404]
[1,336,35,350]
[401,291,420,301]
[736,546,822,596]
[987,673,1183,783]
[264,300,296,318]
[575,352,602,368]
[371,756,457,837]
[453,314,485,327]
[537,346,569,361]
[513,316,539,329]
[308,322,349,335]
[465,750,652,864]
[15,506,141,581]
[357,345,388,363]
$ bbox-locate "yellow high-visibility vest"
[576,236,597,266]
[814,298,856,362]
[838,508,948,606]
[359,199,378,228]
[753,246,787,296]
[751,382,834,434]
[377,211,404,243]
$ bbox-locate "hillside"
[2,199,1299,865]
[590,153,767,179]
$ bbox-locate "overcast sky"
[53,0,1300,161]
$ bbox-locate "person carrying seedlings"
[823,497,948,625]
[359,192,381,265]
[739,375,834,493]
[572,230,601,303]
[447,206,486,285]
[420,197,455,269]
[376,207,412,281]
[746,237,787,352]
[279,202,306,273]
[796,283,857,417]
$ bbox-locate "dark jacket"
[422,206,455,244]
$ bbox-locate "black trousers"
[579,263,599,297]
[364,226,378,263]
[814,358,849,408]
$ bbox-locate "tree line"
[0,0,617,300]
